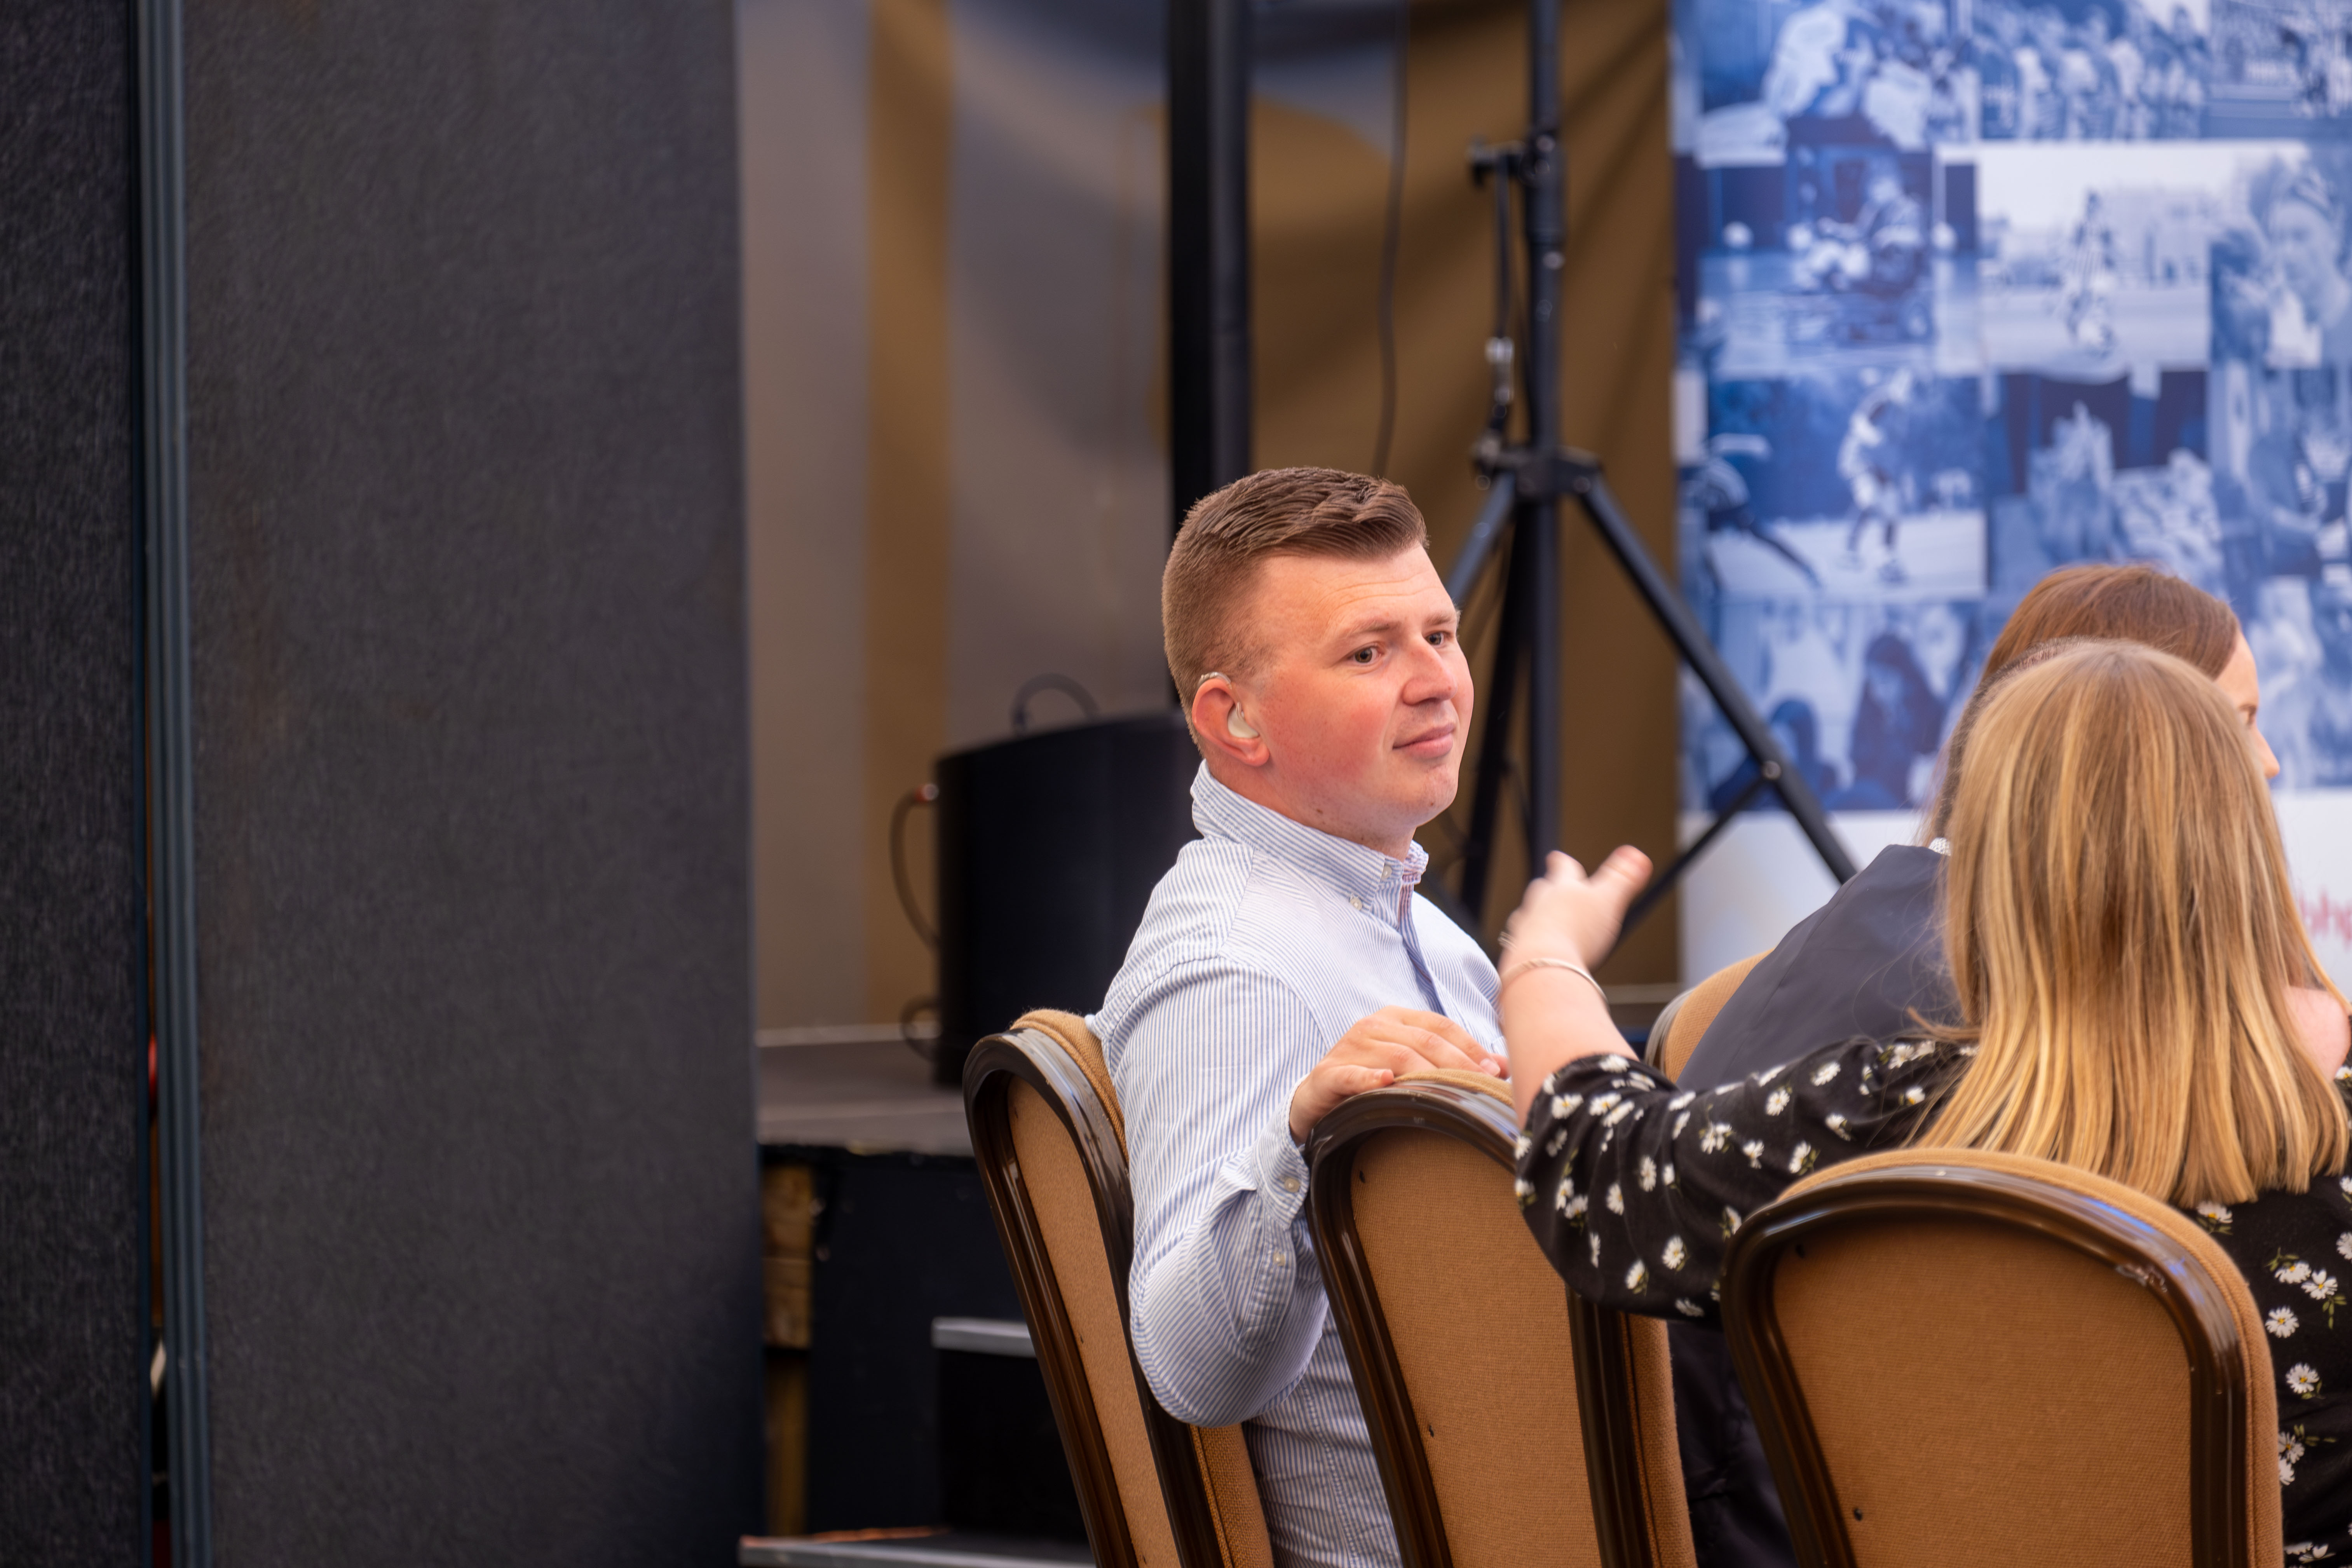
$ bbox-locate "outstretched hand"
[1500,847,1653,1128]
[1501,847,1653,973]
[1288,1006,1505,1144]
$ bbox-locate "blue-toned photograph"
[1972,0,2212,140]
[1976,140,2298,372]
[2240,573,2352,783]
[2208,352,2352,594]
[1677,0,2211,159]
[2210,0,2352,133]
[1685,369,1989,599]
[1683,145,1984,377]
[1681,0,1969,162]
[2206,146,2352,365]
[1983,367,2219,591]
[1679,596,1984,811]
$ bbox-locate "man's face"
[2270,198,2340,312]
[1225,546,1472,858]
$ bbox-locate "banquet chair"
[1722,1148,2280,1568]
[1304,1071,1698,1568]
[1646,952,1768,1079]
[963,1010,1274,1568]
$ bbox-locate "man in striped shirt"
[1088,469,1507,1568]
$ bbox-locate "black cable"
[1009,672,1100,734]
[1371,0,1409,476]
[890,783,940,951]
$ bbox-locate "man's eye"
[1429,630,1452,649]
[1351,646,1378,666]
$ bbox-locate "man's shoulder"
[1097,839,1308,1019]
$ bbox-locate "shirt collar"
[1191,764,1428,910]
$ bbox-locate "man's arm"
[1118,963,1332,1428]
[1119,965,1504,1428]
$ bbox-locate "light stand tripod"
[1446,0,1855,931]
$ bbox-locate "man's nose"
[1399,639,1457,703]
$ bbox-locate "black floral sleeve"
[1514,1037,1970,1324]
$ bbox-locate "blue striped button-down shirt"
[1087,765,1502,1568]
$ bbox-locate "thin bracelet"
[1498,956,1606,1001]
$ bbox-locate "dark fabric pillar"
[177,2,762,1561]
[0,2,150,1561]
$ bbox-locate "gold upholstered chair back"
[1647,952,1767,1079]
[1723,1149,2281,1568]
[1303,1071,1698,1568]
[962,1009,1274,1568]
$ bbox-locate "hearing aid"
[1200,673,1261,739]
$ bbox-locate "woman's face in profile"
[2215,632,2282,780]
[2269,198,2344,315]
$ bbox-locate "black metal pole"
[1519,0,1564,862]
[1458,532,1526,922]
[136,0,213,1559]
[1169,0,1252,530]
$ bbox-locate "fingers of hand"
[1394,1008,1478,1052]
[1329,1029,1490,1079]
[1597,845,1653,892]
[1332,1011,1503,1078]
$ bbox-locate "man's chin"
[1409,771,1461,830]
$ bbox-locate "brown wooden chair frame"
[1304,1079,1676,1568]
[1721,1160,2266,1568]
[963,1026,1237,1568]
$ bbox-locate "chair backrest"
[1648,952,1766,1079]
[963,1009,1274,1568]
[1303,1071,1697,1568]
[1722,1148,2280,1568]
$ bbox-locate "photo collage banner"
[1670,0,2352,978]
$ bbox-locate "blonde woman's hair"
[1914,640,2347,1206]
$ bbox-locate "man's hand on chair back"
[1288,1007,1505,1144]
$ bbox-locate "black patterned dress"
[1514,1039,2352,1561]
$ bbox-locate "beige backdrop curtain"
[742,0,1677,1033]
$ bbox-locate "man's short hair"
[1162,467,1430,705]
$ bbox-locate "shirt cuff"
[1250,1116,1311,1222]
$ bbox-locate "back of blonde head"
[1916,641,2346,1207]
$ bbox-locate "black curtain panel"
[0,1,150,1561]
[168,0,762,1560]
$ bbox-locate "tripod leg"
[1456,527,1526,924]
[1570,466,1857,883]
[1524,496,1560,863]
[1445,470,1517,605]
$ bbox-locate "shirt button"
[1272,1252,1287,1266]
[1349,895,1363,910]
[1280,1176,1300,1193]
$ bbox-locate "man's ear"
[1190,673,1271,769]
